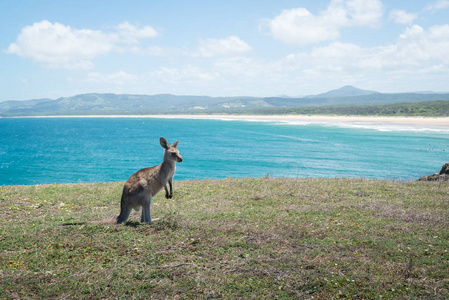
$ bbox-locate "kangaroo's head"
[160,137,183,163]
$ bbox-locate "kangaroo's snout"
[177,155,183,163]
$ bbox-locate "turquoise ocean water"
[1,117,448,185]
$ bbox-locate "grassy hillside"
[1,178,448,299]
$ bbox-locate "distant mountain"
[0,98,52,111]
[307,85,379,98]
[1,86,449,116]
[0,93,261,116]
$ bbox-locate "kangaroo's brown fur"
[116,137,182,224]
[63,137,182,226]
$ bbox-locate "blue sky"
[1,0,449,101]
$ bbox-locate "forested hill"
[237,100,449,117]
[1,86,449,116]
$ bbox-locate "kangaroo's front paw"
[165,193,173,199]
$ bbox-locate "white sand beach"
[146,114,449,126]
[23,114,449,128]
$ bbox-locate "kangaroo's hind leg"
[141,194,153,224]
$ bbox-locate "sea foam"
[275,120,449,134]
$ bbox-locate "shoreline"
[13,114,449,127]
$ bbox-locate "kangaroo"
[63,137,182,226]
[116,137,183,224]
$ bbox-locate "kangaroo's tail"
[116,191,131,224]
[62,221,89,226]
[62,219,116,226]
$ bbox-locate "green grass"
[1,178,448,299]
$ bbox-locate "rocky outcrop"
[418,163,449,181]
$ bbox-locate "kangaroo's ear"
[171,140,180,148]
[160,137,169,149]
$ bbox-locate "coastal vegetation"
[1,178,448,299]
[2,98,449,118]
[222,100,449,117]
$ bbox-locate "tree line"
[220,100,449,117]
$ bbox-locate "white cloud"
[268,0,383,45]
[6,20,158,69]
[425,0,449,12]
[115,22,158,44]
[198,36,252,57]
[345,0,383,27]
[267,7,345,45]
[6,21,114,69]
[397,24,449,64]
[388,10,418,25]
[279,23,449,76]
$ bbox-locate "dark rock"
[418,163,449,181]
[439,163,449,175]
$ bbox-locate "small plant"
[154,210,179,231]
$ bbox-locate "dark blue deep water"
[1,117,448,185]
